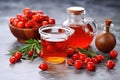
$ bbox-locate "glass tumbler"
[39,24,74,64]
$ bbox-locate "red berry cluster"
[66,48,118,71]
[9,51,22,64]
[9,50,44,64]
[10,8,55,28]
[38,49,118,71]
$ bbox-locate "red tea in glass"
[39,25,73,64]
[68,24,94,48]
[41,39,68,64]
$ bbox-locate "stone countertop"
[0,0,120,80]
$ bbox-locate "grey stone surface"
[0,0,120,80]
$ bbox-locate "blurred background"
[0,0,120,25]
[1,0,120,38]
[0,0,120,43]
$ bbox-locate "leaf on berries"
[9,39,41,61]
[78,48,97,57]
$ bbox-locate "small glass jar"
[63,7,97,49]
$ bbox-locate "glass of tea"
[39,24,74,64]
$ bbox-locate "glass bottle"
[63,7,97,49]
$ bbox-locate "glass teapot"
[63,7,97,49]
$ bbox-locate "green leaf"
[78,48,97,57]
[8,50,16,56]
[18,44,31,51]
[78,48,89,54]
[9,39,42,61]
[26,39,36,44]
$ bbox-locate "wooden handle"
[105,18,112,27]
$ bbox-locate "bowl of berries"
[9,8,55,43]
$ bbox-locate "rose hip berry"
[109,50,118,59]
[37,10,44,14]
[84,57,92,64]
[39,63,48,71]
[79,53,87,61]
[20,16,27,23]
[31,10,37,15]
[86,62,96,71]
[14,51,22,60]
[67,59,74,66]
[66,47,74,57]
[23,8,31,14]
[74,60,83,69]
[16,14,23,19]
[39,15,45,21]
[28,50,34,56]
[25,20,33,28]
[106,60,115,69]
[39,51,44,58]
[96,54,104,62]
[44,15,49,21]
[92,57,98,64]
[32,14,40,22]
[9,56,17,64]
[17,21,25,28]
[42,21,48,26]
[72,54,79,61]
[13,18,19,26]
[48,18,55,24]
[10,17,15,24]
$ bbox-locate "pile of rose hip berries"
[66,48,118,71]
[9,51,22,64]
[9,51,44,64]
[38,48,118,71]
[10,8,55,28]
[9,48,118,71]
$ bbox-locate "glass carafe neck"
[68,13,84,23]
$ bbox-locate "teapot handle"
[84,17,97,33]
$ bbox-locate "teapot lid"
[67,6,85,15]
